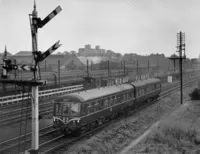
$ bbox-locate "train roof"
[60,84,133,102]
[131,78,160,88]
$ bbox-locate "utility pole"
[123,60,126,76]
[58,60,60,85]
[121,60,123,74]
[0,1,62,154]
[107,60,110,77]
[87,60,89,77]
[148,60,150,75]
[173,57,176,72]
[169,31,186,105]
[157,59,159,77]
[45,60,46,72]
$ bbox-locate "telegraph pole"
[146,60,150,79]
[123,60,126,76]
[107,60,110,77]
[45,60,46,72]
[87,60,89,77]
[157,59,159,77]
[169,31,186,105]
[58,60,60,85]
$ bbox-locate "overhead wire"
[124,0,178,71]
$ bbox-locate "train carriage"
[130,78,161,107]
[53,78,161,135]
[53,84,134,134]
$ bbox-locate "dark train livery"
[53,78,161,135]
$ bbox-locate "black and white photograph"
[0,0,200,153]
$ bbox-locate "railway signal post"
[169,31,186,104]
[0,1,62,154]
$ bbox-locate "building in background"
[78,44,106,57]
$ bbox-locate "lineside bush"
[189,88,200,100]
[143,123,198,153]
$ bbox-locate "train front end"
[53,97,81,134]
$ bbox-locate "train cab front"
[53,99,81,133]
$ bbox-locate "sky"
[0,0,200,58]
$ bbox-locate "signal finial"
[32,0,37,16]
[34,0,36,9]
[4,45,7,59]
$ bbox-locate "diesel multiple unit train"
[53,78,161,135]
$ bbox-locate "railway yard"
[0,70,199,154]
[1,1,200,154]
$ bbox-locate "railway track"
[0,76,195,126]
[0,76,198,154]
[0,126,57,154]
[0,68,197,106]
[38,77,200,154]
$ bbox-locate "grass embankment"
[63,84,196,154]
[131,101,200,154]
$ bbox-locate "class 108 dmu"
[53,78,161,135]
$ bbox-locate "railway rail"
[0,68,198,106]
[0,72,194,107]
[0,126,57,154]
[0,75,196,126]
[0,76,199,154]
[38,74,199,154]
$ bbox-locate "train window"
[137,89,140,97]
[54,103,62,115]
[139,89,142,96]
[81,104,88,115]
[112,96,115,105]
[156,84,161,89]
[97,100,101,110]
[95,101,99,111]
[129,91,133,99]
[117,94,123,102]
[107,97,111,106]
[123,93,126,101]
[62,102,80,116]
[88,103,92,114]
[91,102,96,112]
[98,100,103,110]
[102,99,106,108]
[105,98,109,107]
